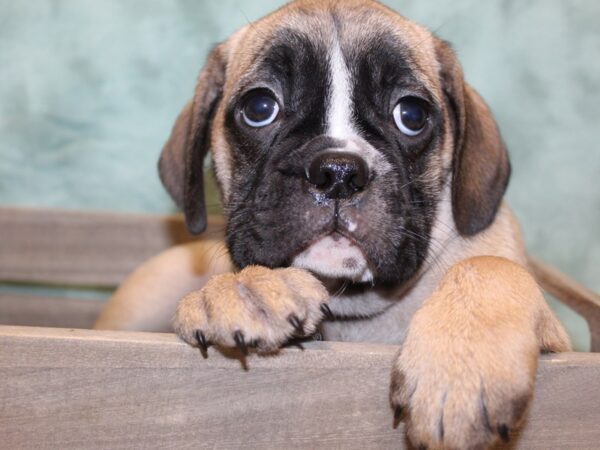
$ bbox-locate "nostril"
[349,173,366,191]
[308,162,333,188]
[349,163,368,191]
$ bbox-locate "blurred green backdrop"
[0,1,598,350]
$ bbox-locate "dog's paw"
[390,327,537,450]
[173,265,329,353]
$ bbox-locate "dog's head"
[159,0,510,286]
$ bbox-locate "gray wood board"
[531,257,600,352]
[0,294,104,329]
[0,207,224,286]
[1,326,599,450]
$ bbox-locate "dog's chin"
[291,232,374,283]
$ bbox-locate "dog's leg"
[94,240,233,331]
[390,256,570,450]
[173,266,329,353]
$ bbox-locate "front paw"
[173,266,329,353]
[390,317,538,449]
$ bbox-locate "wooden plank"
[0,294,105,329]
[1,326,599,450]
[530,257,600,352]
[2,208,599,333]
[0,207,224,287]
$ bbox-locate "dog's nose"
[307,152,369,199]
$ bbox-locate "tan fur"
[209,0,443,208]
[391,256,569,449]
[96,1,571,448]
[95,239,233,332]
[174,266,328,352]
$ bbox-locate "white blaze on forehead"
[327,40,355,139]
[324,38,389,172]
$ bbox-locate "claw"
[195,330,209,352]
[393,405,403,429]
[288,314,304,335]
[320,303,334,320]
[289,339,305,350]
[233,330,248,356]
[498,424,510,442]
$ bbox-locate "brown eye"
[242,91,280,127]
[393,97,428,136]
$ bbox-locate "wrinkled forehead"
[224,2,442,101]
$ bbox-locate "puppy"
[95,1,571,448]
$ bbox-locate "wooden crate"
[1,207,600,450]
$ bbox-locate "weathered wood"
[0,207,224,287]
[2,208,599,333]
[1,326,599,450]
[0,294,105,329]
[530,257,600,352]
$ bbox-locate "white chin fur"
[292,235,373,282]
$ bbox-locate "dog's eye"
[393,97,428,136]
[242,92,280,127]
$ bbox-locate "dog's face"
[159,0,510,286]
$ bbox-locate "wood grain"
[1,208,598,338]
[0,207,224,287]
[530,257,600,352]
[1,326,599,450]
[0,294,105,329]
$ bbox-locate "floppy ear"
[436,41,511,236]
[159,44,227,234]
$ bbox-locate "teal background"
[1,1,598,350]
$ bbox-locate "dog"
[95,1,572,448]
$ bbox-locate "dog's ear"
[435,40,511,236]
[159,44,227,234]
